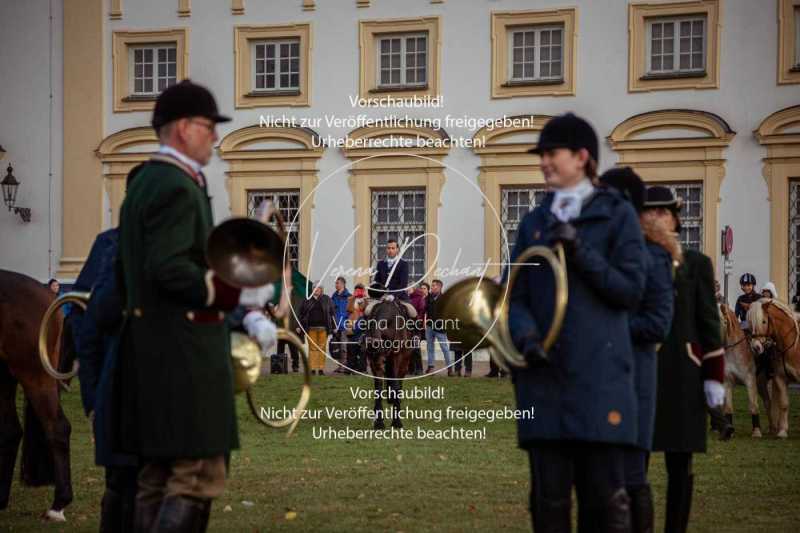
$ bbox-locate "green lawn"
[3,375,799,532]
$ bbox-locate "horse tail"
[20,397,55,486]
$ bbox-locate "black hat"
[643,186,683,212]
[740,273,756,285]
[599,167,645,213]
[151,80,231,131]
[529,113,599,164]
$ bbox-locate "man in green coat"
[646,186,726,533]
[116,80,273,531]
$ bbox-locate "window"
[501,186,547,263]
[628,0,720,92]
[508,26,563,82]
[377,34,427,88]
[491,9,577,98]
[658,183,704,251]
[371,189,426,282]
[234,24,311,108]
[646,17,705,75]
[790,181,800,303]
[112,29,189,112]
[130,44,177,96]
[252,39,301,92]
[359,17,441,99]
[247,190,301,269]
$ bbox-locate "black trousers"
[453,350,472,372]
[277,339,299,370]
[528,441,627,532]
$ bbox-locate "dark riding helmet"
[740,273,756,286]
[528,113,599,164]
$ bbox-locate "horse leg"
[22,384,73,518]
[372,356,386,430]
[767,379,780,435]
[744,374,762,438]
[0,363,22,510]
[385,356,404,429]
[772,376,790,439]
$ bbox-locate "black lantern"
[1,164,31,223]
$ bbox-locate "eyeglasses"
[188,119,216,133]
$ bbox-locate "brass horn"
[438,244,568,371]
[38,291,90,381]
[212,200,312,436]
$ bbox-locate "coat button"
[187,311,195,321]
[133,308,142,318]
[607,410,622,426]
[218,311,224,321]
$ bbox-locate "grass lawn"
[3,375,799,532]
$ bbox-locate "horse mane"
[752,298,800,348]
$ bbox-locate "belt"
[123,307,226,323]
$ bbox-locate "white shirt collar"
[158,145,203,175]
[551,177,594,223]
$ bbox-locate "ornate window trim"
[608,109,736,266]
[342,123,450,286]
[490,9,578,98]
[112,28,190,112]
[755,105,800,300]
[234,24,313,108]
[358,17,442,100]
[95,126,159,226]
[217,125,323,273]
[778,0,800,84]
[627,0,721,92]
[472,115,552,277]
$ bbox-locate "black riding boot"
[133,497,162,533]
[100,488,123,533]
[605,488,631,533]
[679,475,694,533]
[153,495,211,533]
[664,474,692,533]
[627,484,654,533]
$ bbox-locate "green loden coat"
[115,156,239,459]
[652,249,724,453]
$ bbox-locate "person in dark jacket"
[735,273,760,324]
[72,228,139,533]
[647,186,725,533]
[373,239,410,301]
[298,284,336,375]
[424,279,452,375]
[330,277,352,373]
[507,113,647,532]
[601,168,678,533]
[408,283,428,375]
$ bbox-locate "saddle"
[363,295,418,319]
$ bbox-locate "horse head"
[747,298,800,354]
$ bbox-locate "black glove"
[522,337,549,367]
[549,222,579,254]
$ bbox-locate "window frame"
[644,16,707,77]
[247,189,302,269]
[506,24,565,83]
[627,0,720,92]
[128,43,178,97]
[359,17,441,100]
[375,32,429,90]
[250,38,302,94]
[490,9,577,98]
[234,24,312,108]
[112,28,189,112]
[370,188,428,282]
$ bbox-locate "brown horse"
[747,298,800,438]
[362,297,413,429]
[0,269,73,521]
[719,303,763,437]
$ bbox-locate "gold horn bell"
[207,202,311,436]
[438,244,568,371]
[38,291,90,382]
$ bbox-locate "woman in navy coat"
[507,114,647,532]
[600,168,678,533]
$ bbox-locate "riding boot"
[605,488,631,533]
[627,484,654,533]
[133,497,162,533]
[100,488,122,533]
[532,497,571,533]
[664,473,690,533]
[153,495,211,533]
[678,475,694,533]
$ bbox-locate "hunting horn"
[38,291,89,381]
[437,244,568,371]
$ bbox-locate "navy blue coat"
[74,229,136,468]
[374,258,410,300]
[629,241,674,450]
[507,188,646,447]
